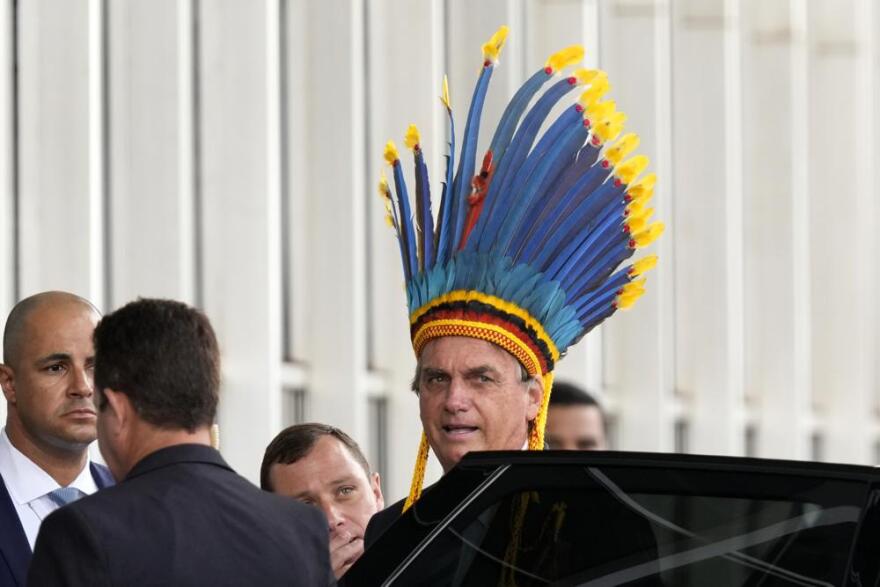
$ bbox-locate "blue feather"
[515,159,614,264]
[447,65,495,257]
[469,77,582,251]
[488,68,553,165]
[529,177,625,272]
[496,121,589,256]
[545,195,625,284]
[413,149,435,272]
[475,105,584,253]
[391,161,418,281]
[434,108,456,263]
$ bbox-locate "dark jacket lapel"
[0,475,31,586]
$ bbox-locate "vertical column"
[198,0,282,481]
[740,0,810,459]
[106,0,196,306]
[298,0,369,452]
[599,0,676,453]
[18,0,105,305]
[813,0,873,464]
[365,0,445,501]
[671,0,744,456]
[0,0,13,425]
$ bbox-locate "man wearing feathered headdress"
[365,25,663,547]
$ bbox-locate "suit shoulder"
[364,498,405,549]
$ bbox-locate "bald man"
[0,292,114,586]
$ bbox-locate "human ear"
[370,472,385,510]
[525,377,543,422]
[0,365,16,404]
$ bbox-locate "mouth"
[64,408,97,419]
[441,424,479,438]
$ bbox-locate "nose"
[442,377,470,414]
[69,365,94,398]
[325,502,345,534]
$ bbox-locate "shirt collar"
[0,427,95,505]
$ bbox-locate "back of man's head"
[546,381,608,450]
[94,298,219,431]
[548,381,601,409]
[260,423,370,490]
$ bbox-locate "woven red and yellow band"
[412,319,544,377]
[409,290,560,375]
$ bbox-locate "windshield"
[389,463,867,586]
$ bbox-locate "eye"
[44,363,66,374]
[478,374,493,383]
[338,486,356,497]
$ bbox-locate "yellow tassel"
[615,155,650,185]
[402,431,430,513]
[545,45,584,72]
[440,75,451,111]
[481,25,509,63]
[630,254,659,278]
[384,141,399,166]
[404,124,420,151]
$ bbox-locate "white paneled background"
[0,0,877,502]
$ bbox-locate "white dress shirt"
[0,427,98,549]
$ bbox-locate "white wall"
[0,0,877,502]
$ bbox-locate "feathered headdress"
[379,26,663,511]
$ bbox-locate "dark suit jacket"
[364,495,408,550]
[0,462,113,587]
[27,444,332,587]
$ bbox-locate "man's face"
[0,301,99,454]
[268,435,384,574]
[417,336,542,472]
[545,404,607,450]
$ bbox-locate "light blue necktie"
[47,486,84,508]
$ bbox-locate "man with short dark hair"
[0,291,113,587]
[262,423,385,579]
[28,299,332,586]
[545,381,608,450]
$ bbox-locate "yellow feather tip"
[627,172,657,203]
[404,124,420,151]
[482,25,509,62]
[578,75,610,108]
[615,155,650,185]
[378,171,390,197]
[632,222,665,248]
[440,75,451,110]
[572,68,600,86]
[605,133,640,166]
[616,288,645,310]
[545,45,584,72]
[384,141,399,166]
[585,99,616,123]
[630,255,659,278]
[594,111,626,143]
